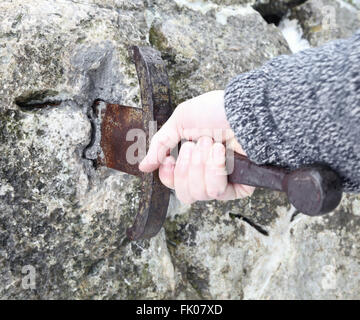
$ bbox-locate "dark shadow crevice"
[82,99,105,169]
[252,0,308,26]
[15,90,61,111]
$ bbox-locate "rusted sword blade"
[99,103,144,176]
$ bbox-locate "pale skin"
[139,90,255,204]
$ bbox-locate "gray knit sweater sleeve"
[224,30,360,192]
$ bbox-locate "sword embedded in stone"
[84,46,343,241]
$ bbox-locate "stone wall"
[0,0,360,299]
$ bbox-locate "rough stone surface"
[1,0,360,300]
[290,0,360,46]
[346,0,360,9]
[148,0,290,106]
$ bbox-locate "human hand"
[139,90,255,204]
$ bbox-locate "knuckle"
[207,183,227,199]
[197,136,213,146]
[213,142,226,153]
[155,133,166,146]
[180,141,195,157]
[155,132,171,149]
[182,141,195,148]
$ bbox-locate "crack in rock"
[229,212,269,236]
[15,90,64,111]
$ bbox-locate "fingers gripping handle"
[227,151,343,216]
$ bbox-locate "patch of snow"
[174,0,255,25]
[174,0,217,14]
[279,17,311,53]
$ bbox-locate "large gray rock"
[148,0,289,106]
[1,0,360,300]
[345,0,360,9]
[290,0,360,46]
[0,0,173,300]
[0,0,289,299]
[258,194,360,299]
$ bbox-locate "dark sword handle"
[227,152,287,191]
[227,151,343,216]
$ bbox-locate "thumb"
[139,116,180,172]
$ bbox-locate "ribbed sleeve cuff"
[224,69,283,166]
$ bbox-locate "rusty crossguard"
[89,46,172,241]
[89,46,343,241]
